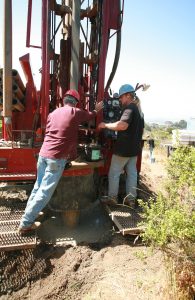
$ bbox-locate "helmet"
[119,84,135,97]
[64,89,80,102]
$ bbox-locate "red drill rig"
[0,0,124,202]
[0,0,146,236]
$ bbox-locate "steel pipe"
[12,69,26,93]
[3,0,12,117]
[70,0,80,90]
[12,98,25,112]
[0,97,25,112]
[12,83,24,100]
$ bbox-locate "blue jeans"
[149,147,154,162]
[108,154,137,200]
[20,155,66,228]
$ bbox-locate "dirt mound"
[0,236,168,300]
[0,149,170,300]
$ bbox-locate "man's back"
[40,105,95,159]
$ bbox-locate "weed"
[139,146,195,298]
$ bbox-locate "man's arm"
[98,107,132,131]
[98,120,128,131]
[80,100,104,122]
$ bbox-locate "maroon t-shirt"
[40,105,96,160]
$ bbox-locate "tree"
[178,119,187,129]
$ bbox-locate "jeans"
[149,147,154,162]
[20,155,66,228]
[108,154,137,200]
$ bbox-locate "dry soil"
[0,148,171,300]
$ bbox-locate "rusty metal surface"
[0,210,24,221]
[0,232,37,251]
[0,200,37,251]
[105,205,144,235]
[0,201,26,212]
[0,220,20,232]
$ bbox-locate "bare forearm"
[104,122,119,130]
[100,121,128,131]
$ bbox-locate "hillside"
[0,148,172,300]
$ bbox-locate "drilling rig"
[0,0,146,249]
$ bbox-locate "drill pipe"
[12,83,24,100]
[12,98,25,112]
[0,97,25,112]
[1,81,24,100]
[3,0,12,118]
[12,69,25,92]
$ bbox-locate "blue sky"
[108,0,195,122]
[0,0,195,122]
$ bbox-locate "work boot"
[123,198,136,209]
[18,221,41,234]
[101,196,118,206]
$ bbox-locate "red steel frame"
[0,1,136,182]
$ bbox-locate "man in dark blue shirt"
[98,84,144,208]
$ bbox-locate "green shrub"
[166,146,195,197]
[139,146,195,298]
[140,146,195,247]
[140,195,195,247]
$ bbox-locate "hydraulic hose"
[105,28,121,92]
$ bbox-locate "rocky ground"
[0,147,172,300]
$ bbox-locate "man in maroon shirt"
[19,90,103,233]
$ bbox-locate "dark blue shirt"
[113,103,144,157]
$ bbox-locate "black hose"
[105,0,122,92]
[105,28,121,92]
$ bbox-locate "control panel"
[103,96,121,139]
